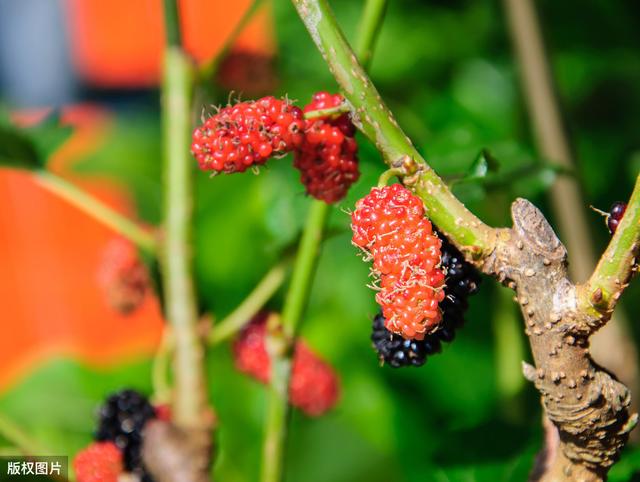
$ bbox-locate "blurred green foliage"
[2,0,640,480]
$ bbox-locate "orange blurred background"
[0,0,273,391]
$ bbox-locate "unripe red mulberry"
[233,313,340,416]
[289,343,340,416]
[97,237,149,315]
[191,96,304,173]
[73,441,123,482]
[294,92,359,203]
[232,312,271,383]
[351,184,445,339]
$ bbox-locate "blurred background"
[1,0,640,480]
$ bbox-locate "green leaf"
[469,149,500,178]
[0,123,41,170]
[0,111,72,170]
[24,111,73,164]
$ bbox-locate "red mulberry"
[372,231,481,367]
[73,441,123,482]
[294,92,359,203]
[191,96,304,173]
[351,184,446,339]
[233,313,340,416]
[97,237,149,315]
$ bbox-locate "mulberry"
[95,389,157,478]
[191,96,304,173]
[294,92,359,203]
[233,314,340,416]
[73,441,123,482]
[351,184,446,339]
[371,231,481,367]
[608,202,627,234]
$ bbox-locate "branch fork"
[291,0,640,479]
[485,199,635,481]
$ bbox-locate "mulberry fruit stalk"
[371,231,481,367]
[294,92,359,203]
[73,441,123,482]
[233,313,340,416]
[191,96,304,173]
[351,184,446,340]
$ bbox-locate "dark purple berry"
[95,389,156,480]
[371,230,481,367]
[608,202,627,234]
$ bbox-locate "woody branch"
[291,0,639,480]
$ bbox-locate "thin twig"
[199,0,266,80]
[260,201,329,482]
[152,326,174,404]
[162,0,181,47]
[0,412,47,455]
[209,260,288,345]
[579,175,640,322]
[303,103,350,120]
[34,171,156,253]
[354,0,388,71]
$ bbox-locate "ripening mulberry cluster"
[74,389,161,482]
[233,313,340,416]
[191,96,304,173]
[294,92,359,203]
[371,232,481,367]
[351,184,446,340]
[97,237,149,315]
[190,92,360,202]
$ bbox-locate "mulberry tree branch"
[291,0,638,480]
[153,3,212,482]
[209,260,288,345]
[161,45,206,431]
[291,0,495,257]
[578,175,640,325]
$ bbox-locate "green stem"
[579,174,640,320]
[260,4,388,481]
[209,260,288,345]
[34,171,156,253]
[0,412,46,455]
[291,0,494,255]
[152,326,174,404]
[199,0,266,80]
[354,0,388,70]
[281,201,329,338]
[303,103,350,120]
[161,43,205,428]
[163,0,181,47]
[261,201,328,482]
[377,167,404,187]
